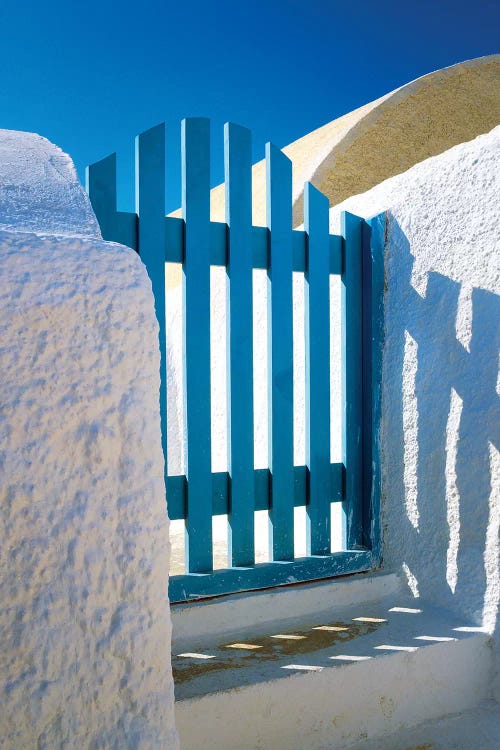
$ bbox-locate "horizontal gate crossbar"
[86,120,382,605]
[169,549,372,601]
[164,216,344,273]
[85,158,343,276]
[91,205,345,275]
[167,462,344,521]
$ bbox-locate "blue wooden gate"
[86,120,382,602]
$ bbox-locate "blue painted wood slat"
[135,124,168,468]
[85,121,379,603]
[341,212,364,549]
[165,216,184,263]
[304,183,331,555]
[266,143,294,561]
[164,219,343,276]
[182,118,213,573]
[225,123,255,566]
[169,549,372,602]
[85,153,137,250]
[363,214,385,563]
[166,462,344,521]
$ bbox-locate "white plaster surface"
[0,129,100,238]
[3,117,497,750]
[0,132,177,748]
[346,700,500,750]
[171,572,401,650]
[175,595,492,750]
[329,127,500,642]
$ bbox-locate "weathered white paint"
[0,131,178,749]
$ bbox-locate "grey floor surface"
[345,701,500,750]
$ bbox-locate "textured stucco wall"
[0,129,100,238]
[330,126,499,638]
[0,132,178,749]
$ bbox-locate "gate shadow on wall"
[384,215,500,635]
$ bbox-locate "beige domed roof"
[167,55,499,288]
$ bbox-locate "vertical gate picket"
[135,124,167,466]
[86,120,379,602]
[266,143,294,561]
[85,153,137,250]
[225,123,255,567]
[304,183,331,555]
[182,118,213,573]
[341,212,364,549]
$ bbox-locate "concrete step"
[346,700,500,750]
[171,575,493,750]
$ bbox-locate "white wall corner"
[0,132,178,749]
[331,125,500,688]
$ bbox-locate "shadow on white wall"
[383,217,499,635]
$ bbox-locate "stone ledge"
[173,593,492,750]
[171,571,401,650]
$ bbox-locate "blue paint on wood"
[225,123,255,566]
[85,153,137,250]
[266,143,295,561]
[165,216,184,263]
[167,475,187,519]
[210,221,228,264]
[363,214,385,564]
[341,212,364,549]
[85,153,116,241]
[135,124,167,471]
[86,120,380,600]
[251,225,269,268]
[166,462,344,520]
[169,549,373,602]
[304,183,331,555]
[182,118,213,573]
[164,220,344,276]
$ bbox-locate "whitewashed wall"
[330,126,499,641]
[0,131,178,749]
[3,121,497,746]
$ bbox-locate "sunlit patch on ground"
[172,617,385,686]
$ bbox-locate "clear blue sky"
[1,0,498,213]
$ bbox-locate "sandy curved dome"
[167,54,499,288]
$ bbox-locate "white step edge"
[175,632,492,750]
[171,571,401,650]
